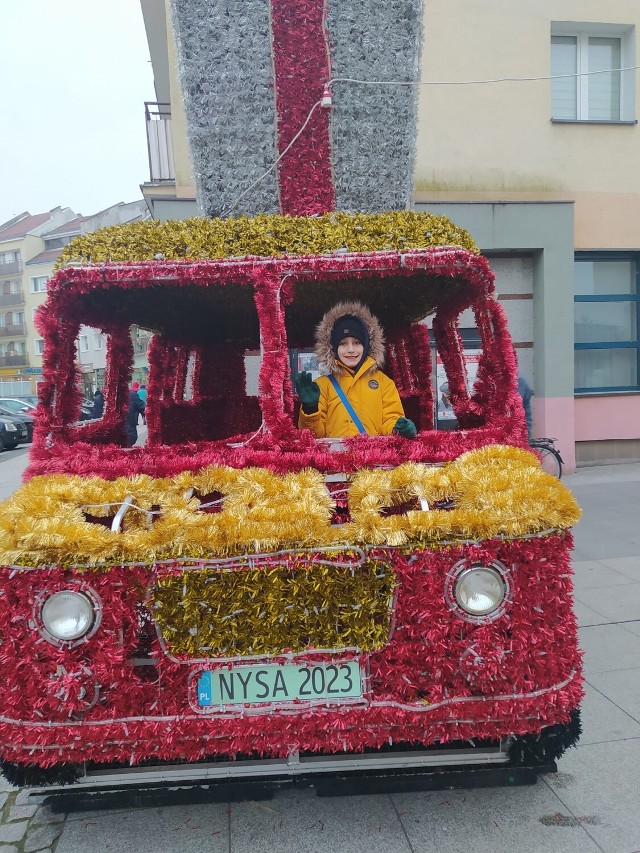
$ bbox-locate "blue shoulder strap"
[328,374,367,434]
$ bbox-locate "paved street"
[0,448,639,852]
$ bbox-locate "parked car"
[0,415,28,451]
[0,396,91,428]
[0,405,34,442]
[80,400,95,421]
[0,398,36,414]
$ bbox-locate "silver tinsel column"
[169,0,281,217]
[328,0,424,211]
[169,0,424,217]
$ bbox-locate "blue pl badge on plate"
[198,660,362,708]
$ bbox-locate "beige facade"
[414,1,640,466]
[140,0,196,218]
[24,255,57,377]
[415,1,640,249]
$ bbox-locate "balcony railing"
[0,323,26,337]
[145,102,175,182]
[0,354,29,367]
[0,260,22,276]
[0,291,25,306]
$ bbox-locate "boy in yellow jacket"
[295,302,417,439]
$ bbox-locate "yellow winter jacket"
[298,356,405,438]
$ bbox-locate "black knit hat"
[330,315,370,356]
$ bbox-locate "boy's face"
[337,336,364,367]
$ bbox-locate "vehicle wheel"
[538,446,562,479]
[508,709,581,766]
[530,440,563,479]
[0,760,78,787]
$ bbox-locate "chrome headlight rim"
[445,559,511,624]
[34,583,102,648]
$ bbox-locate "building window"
[34,338,45,356]
[93,332,103,350]
[551,23,636,122]
[44,237,69,249]
[30,275,49,293]
[78,335,89,352]
[0,250,19,265]
[574,253,640,392]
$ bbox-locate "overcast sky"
[0,1,155,225]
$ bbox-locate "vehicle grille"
[151,557,396,659]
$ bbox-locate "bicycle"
[529,437,563,479]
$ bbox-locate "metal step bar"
[29,744,509,798]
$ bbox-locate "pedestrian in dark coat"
[125,387,145,447]
[517,375,534,441]
[91,389,104,419]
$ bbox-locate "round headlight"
[41,590,95,641]
[455,566,505,616]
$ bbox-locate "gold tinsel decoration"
[0,448,581,568]
[153,560,395,657]
[56,211,478,268]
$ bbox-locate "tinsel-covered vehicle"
[0,211,582,797]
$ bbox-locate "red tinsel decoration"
[26,249,529,481]
[270,0,335,215]
[145,333,167,445]
[0,534,582,766]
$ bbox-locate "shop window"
[574,253,640,392]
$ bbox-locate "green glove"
[295,371,320,414]
[394,417,417,438]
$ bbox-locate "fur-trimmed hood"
[315,302,385,374]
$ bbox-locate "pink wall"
[575,395,640,442]
[532,395,640,474]
[534,396,576,473]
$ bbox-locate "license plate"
[197,661,362,707]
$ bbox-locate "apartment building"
[0,202,149,395]
[0,208,76,392]
[139,0,640,470]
